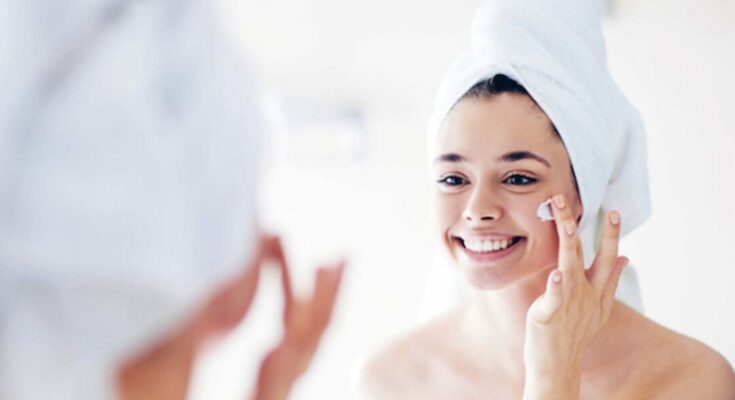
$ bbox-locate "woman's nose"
[462,184,503,222]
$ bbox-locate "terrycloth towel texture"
[0,1,261,398]
[428,0,651,265]
[421,0,650,318]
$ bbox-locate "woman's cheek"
[530,219,560,269]
[434,194,460,242]
[518,198,560,268]
[435,193,460,224]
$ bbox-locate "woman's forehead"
[434,95,566,164]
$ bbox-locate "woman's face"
[432,94,582,290]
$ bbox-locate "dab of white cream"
[537,199,554,221]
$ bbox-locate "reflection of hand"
[116,235,273,400]
[251,238,345,400]
[116,235,345,400]
[523,194,628,400]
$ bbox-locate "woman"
[0,1,343,399]
[359,1,735,398]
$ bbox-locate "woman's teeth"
[463,238,517,253]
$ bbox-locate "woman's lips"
[454,236,525,264]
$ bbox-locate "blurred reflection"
[0,1,342,399]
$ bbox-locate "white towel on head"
[0,1,261,398]
[422,0,650,315]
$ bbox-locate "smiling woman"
[433,85,580,291]
[356,0,735,398]
[359,74,735,400]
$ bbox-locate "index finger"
[312,261,346,330]
[551,194,584,277]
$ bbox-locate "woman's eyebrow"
[499,151,551,168]
[433,153,467,164]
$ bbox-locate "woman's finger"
[529,269,564,324]
[588,211,622,291]
[267,236,295,312]
[551,194,584,278]
[600,256,629,320]
[183,235,272,346]
[311,261,346,330]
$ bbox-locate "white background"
[190,0,735,398]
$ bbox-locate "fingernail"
[564,220,575,235]
[610,211,620,226]
[553,194,566,209]
[552,271,562,283]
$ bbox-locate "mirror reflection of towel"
[0,1,262,398]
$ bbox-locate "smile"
[453,235,525,262]
[461,237,523,253]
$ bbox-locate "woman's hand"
[523,194,628,400]
[251,239,345,400]
[117,235,345,400]
[117,235,276,400]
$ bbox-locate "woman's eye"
[438,175,467,186]
[503,174,537,186]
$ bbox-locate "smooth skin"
[117,235,345,400]
[359,94,735,399]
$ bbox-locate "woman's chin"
[459,261,553,291]
[460,266,520,290]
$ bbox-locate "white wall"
[606,0,735,367]
[190,1,735,398]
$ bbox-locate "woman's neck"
[458,267,630,383]
[460,267,554,379]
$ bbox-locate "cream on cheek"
[513,196,559,263]
[523,188,581,269]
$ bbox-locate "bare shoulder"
[356,332,425,400]
[652,335,735,399]
[613,304,735,399]
[356,308,465,400]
